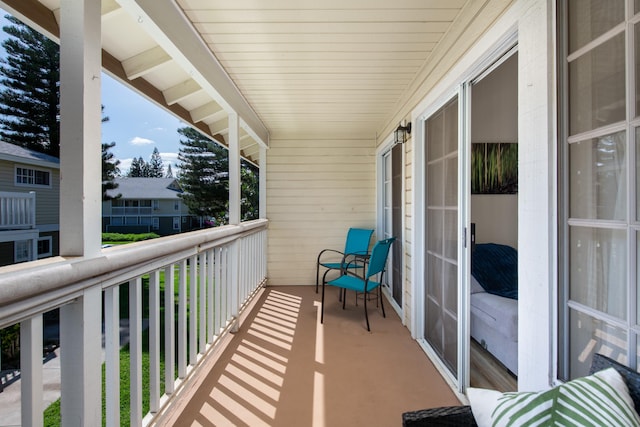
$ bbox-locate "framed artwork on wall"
[471,142,518,194]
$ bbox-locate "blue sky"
[0,9,185,176]
[101,74,184,175]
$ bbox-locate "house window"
[174,201,180,211]
[38,236,52,258]
[152,217,159,230]
[15,240,32,263]
[152,199,159,210]
[558,0,633,380]
[173,217,180,230]
[15,166,51,187]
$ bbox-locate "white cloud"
[119,158,132,174]
[130,136,154,145]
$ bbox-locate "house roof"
[0,140,60,168]
[107,177,183,200]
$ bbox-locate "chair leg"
[321,280,326,324]
[364,290,370,331]
[379,286,386,318]
[316,263,320,293]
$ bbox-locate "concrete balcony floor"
[164,285,460,427]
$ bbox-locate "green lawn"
[43,267,196,426]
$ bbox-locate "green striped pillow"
[491,368,640,426]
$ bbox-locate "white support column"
[59,0,102,257]
[228,113,241,225]
[60,286,102,426]
[21,315,43,427]
[104,286,120,427]
[198,252,206,353]
[189,255,197,365]
[259,146,267,219]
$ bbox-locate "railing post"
[21,315,43,427]
[164,265,175,394]
[104,286,120,427]
[149,271,160,413]
[178,260,187,379]
[129,278,142,426]
[60,286,102,426]
[230,240,240,333]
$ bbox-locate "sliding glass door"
[424,97,459,376]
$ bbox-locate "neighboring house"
[0,141,59,266]
[102,177,199,236]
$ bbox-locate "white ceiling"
[2,0,468,163]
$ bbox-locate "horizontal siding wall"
[267,137,376,286]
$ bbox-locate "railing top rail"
[0,219,267,328]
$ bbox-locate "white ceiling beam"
[190,101,223,123]
[101,0,121,17]
[116,0,269,148]
[121,46,171,80]
[163,79,203,105]
[209,118,229,136]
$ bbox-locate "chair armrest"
[402,405,477,427]
[317,248,345,264]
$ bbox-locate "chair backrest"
[366,237,396,279]
[344,228,374,256]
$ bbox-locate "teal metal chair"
[321,237,395,331]
[315,228,374,293]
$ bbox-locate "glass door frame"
[411,38,518,394]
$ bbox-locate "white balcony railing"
[0,219,268,426]
[0,191,36,230]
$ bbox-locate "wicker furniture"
[401,353,640,426]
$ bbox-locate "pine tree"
[241,160,259,220]
[102,142,120,201]
[0,16,60,156]
[128,156,148,177]
[177,127,228,224]
[165,164,173,178]
[148,147,164,177]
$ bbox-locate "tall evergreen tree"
[102,142,121,201]
[128,156,147,177]
[148,147,164,177]
[0,16,59,156]
[241,160,259,221]
[177,127,228,224]
[165,163,174,178]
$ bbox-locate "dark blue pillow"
[472,243,518,300]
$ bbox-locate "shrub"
[101,232,159,243]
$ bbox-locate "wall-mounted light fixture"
[394,120,412,144]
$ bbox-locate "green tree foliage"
[102,142,121,201]
[0,16,59,156]
[241,160,259,220]
[177,127,229,224]
[128,156,146,177]
[148,147,164,177]
[165,163,174,178]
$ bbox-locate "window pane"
[444,210,457,261]
[428,160,443,205]
[569,33,625,135]
[570,226,627,319]
[636,23,640,117]
[569,309,627,379]
[427,110,444,161]
[445,99,458,155]
[570,131,626,221]
[427,209,443,255]
[568,0,624,53]
[445,157,457,206]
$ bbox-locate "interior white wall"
[471,195,518,248]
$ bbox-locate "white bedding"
[470,275,518,375]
